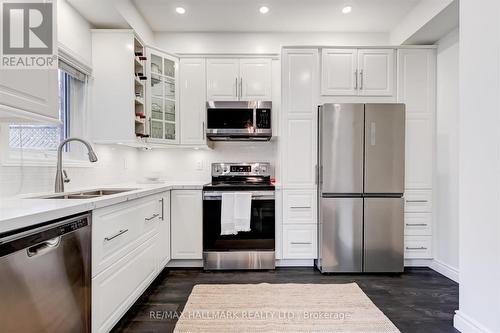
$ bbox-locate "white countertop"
[0,182,206,234]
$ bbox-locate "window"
[1,56,90,165]
[8,70,70,150]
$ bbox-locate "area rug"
[174,283,400,332]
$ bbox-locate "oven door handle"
[203,192,275,200]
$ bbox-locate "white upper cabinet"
[321,49,358,95]
[285,49,318,116]
[320,48,395,97]
[180,58,207,145]
[239,58,272,100]
[206,58,272,101]
[206,58,239,100]
[358,49,395,96]
[146,48,180,144]
[0,68,58,123]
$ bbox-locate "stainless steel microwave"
[206,101,272,141]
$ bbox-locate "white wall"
[57,0,93,66]
[138,142,277,183]
[434,28,459,278]
[154,32,390,54]
[454,0,500,332]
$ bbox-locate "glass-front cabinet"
[146,48,179,144]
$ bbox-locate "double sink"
[35,188,136,199]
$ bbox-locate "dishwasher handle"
[27,237,61,257]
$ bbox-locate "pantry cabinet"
[180,58,207,145]
[397,48,436,261]
[206,58,272,101]
[171,190,203,259]
[280,48,319,261]
[0,69,59,123]
[321,48,395,97]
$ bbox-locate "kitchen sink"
[34,188,136,199]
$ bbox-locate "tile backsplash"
[0,141,278,198]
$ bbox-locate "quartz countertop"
[0,182,206,234]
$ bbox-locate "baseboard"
[166,259,203,268]
[276,259,314,267]
[404,258,433,267]
[454,310,494,333]
[430,259,459,282]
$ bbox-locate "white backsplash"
[0,141,278,198]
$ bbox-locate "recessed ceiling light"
[259,6,269,14]
[342,6,352,14]
[175,7,186,14]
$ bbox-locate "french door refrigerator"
[316,103,405,273]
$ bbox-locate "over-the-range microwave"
[206,101,272,141]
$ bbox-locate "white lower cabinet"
[92,235,158,333]
[91,191,172,333]
[404,236,432,259]
[282,224,317,259]
[158,192,171,269]
[404,213,432,236]
[283,190,317,224]
[171,190,203,259]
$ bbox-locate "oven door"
[203,191,275,251]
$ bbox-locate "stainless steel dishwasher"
[0,213,91,333]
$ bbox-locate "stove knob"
[254,166,260,173]
[223,167,229,173]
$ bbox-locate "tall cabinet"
[280,49,319,260]
[397,48,436,261]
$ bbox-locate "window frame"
[0,52,93,168]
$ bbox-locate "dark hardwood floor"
[111,267,459,333]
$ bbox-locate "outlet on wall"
[195,160,204,171]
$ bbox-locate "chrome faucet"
[55,138,98,193]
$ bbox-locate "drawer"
[404,213,432,236]
[92,235,157,333]
[404,190,432,212]
[283,224,317,259]
[404,236,432,259]
[92,195,162,277]
[283,190,317,224]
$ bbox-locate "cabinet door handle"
[354,70,358,90]
[104,229,128,242]
[406,246,428,250]
[239,77,243,99]
[159,198,164,220]
[291,241,312,245]
[235,77,238,98]
[145,213,160,221]
[202,121,205,137]
[359,69,364,90]
[406,200,428,203]
[290,206,311,209]
[406,223,428,227]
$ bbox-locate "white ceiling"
[134,0,421,32]
[69,0,423,33]
[67,0,130,29]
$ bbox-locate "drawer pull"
[406,200,428,203]
[406,223,428,227]
[290,206,311,209]
[406,246,428,250]
[291,241,312,245]
[104,229,129,242]
[145,213,160,221]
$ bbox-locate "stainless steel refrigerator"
[316,103,405,273]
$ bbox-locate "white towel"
[220,193,237,235]
[233,192,252,232]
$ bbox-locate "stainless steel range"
[203,162,275,270]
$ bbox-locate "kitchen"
[0,0,498,332]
